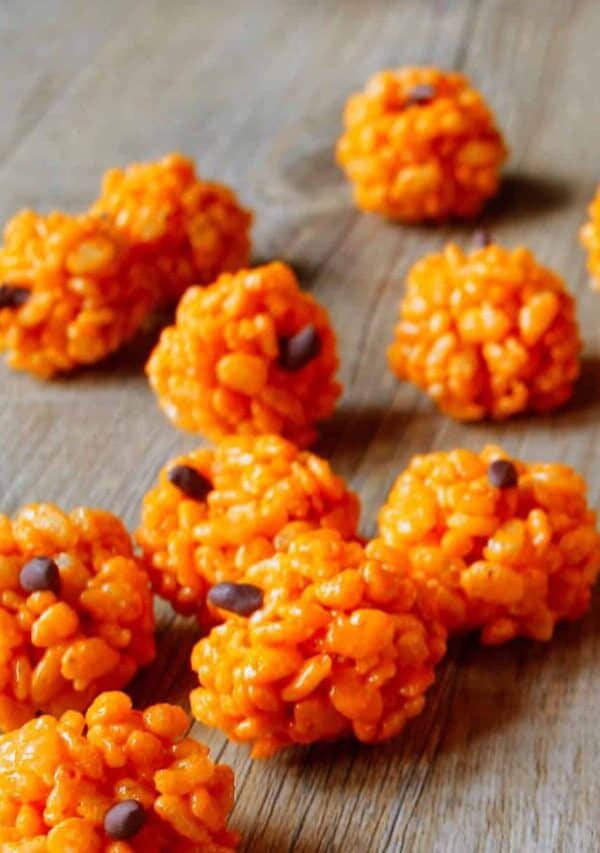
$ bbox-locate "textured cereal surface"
[146,262,341,446]
[190,529,447,757]
[387,243,582,420]
[0,505,155,731]
[336,67,507,221]
[0,691,238,851]
[376,446,600,645]
[580,187,600,291]
[92,153,252,303]
[137,435,360,623]
[0,211,160,378]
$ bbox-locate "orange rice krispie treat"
[580,187,600,290]
[146,262,341,446]
[0,691,239,851]
[136,434,360,623]
[92,153,252,303]
[336,67,507,221]
[0,504,155,731]
[0,210,160,378]
[387,241,581,420]
[190,529,447,758]
[375,446,600,645]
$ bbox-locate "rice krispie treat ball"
[137,434,360,624]
[387,241,581,420]
[376,446,600,645]
[580,187,600,290]
[92,153,252,303]
[0,210,160,378]
[190,529,447,758]
[0,504,155,732]
[0,691,239,851]
[146,262,341,446]
[336,67,507,221]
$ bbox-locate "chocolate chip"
[19,557,60,594]
[0,284,30,310]
[278,324,321,372]
[472,229,492,249]
[168,465,212,501]
[207,582,264,616]
[406,83,436,105]
[104,800,147,840]
[487,459,518,489]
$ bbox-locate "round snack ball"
[376,446,600,645]
[0,691,239,851]
[146,262,341,446]
[136,434,360,623]
[387,242,581,420]
[0,210,160,378]
[580,187,600,291]
[336,67,507,221]
[190,529,447,758]
[0,504,156,731]
[91,153,252,304]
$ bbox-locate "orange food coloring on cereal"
[92,153,252,304]
[136,434,360,624]
[0,692,239,851]
[0,504,155,730]
[190,529,446,757]
[387,242,581,420]
[375,446,600,644]
[336,67,507,221]
[146,262,341,446]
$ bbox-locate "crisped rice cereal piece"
[92,153,252,303]
[146,262,341,446]
[136,434,360,623]
[336,67,507,221]
[0,504,155,731]
[580,187,600,291]
[190,529,447,758]
[375,446,600,645]
[0,210,160,378]
[0,691,239,851]
[387,242,581,420]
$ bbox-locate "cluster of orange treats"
[0,154,251,378]
[190,528,447,758]
[91,153,252,304]
[376,446,600,645]
[146,261,341,447]
[387,241,582,420]
[336,67,507,221]
[0,503,155,732]
[0,691,238,851]
[137,434,360,624]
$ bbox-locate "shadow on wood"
[55,308,175,383]
[568,354,600,414]
[483,169,575,224]
[128,610,200,711]
[315,402,410,459]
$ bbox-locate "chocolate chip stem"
[278,324,321,372]
[104,800,147,840]
[0,284,30,309]
[168,465,212,501]
[487,459,518,489]
[208,582,264,616]
[19,557,60,594]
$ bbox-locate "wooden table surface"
[1,1,599,850]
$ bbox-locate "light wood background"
[1,1,599,850]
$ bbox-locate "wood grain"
[1,1,599,850]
